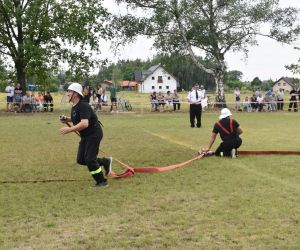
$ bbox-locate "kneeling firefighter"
[200,108,243,158]
[59,82,112,188]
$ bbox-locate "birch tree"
[116,0,299,105]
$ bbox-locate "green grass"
[0,109,299,249]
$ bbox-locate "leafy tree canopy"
[0,0,111,91]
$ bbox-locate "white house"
[134,64,179,93]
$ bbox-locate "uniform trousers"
[190,104,202,127]
[215,137,242,157]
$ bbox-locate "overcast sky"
[102,0,300,81]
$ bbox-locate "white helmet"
[67,82,83,96]
[219,108,232,120]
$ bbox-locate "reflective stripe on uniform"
[90,167,102,175]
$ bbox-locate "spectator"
[100,90,108,106]
[256,94,264,112]
[22,92,32,112]
[288,87,298,112]
[234,87,241,111]
[44,91,54,112]
[31,92,38,112]
[82,85,91,103]
[14,83,23,113]
[172,89,181,112]
[150,91,159,111]
[267,89,272,96]
[97,85,103,104]
[270,93,277,112]
[263,93,272,111]
[109,85,117,112]
[164,91,173,111]
[250,94,257,112]
[5,79,14,112]
[199,85,206,97]
[243,96,251,112]
[276,88,285,111]
[255,88,261,98]
[157,92,165,112]
[36,92,44,112]
[90,92,100,112]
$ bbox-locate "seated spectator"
[243,96,251,112]
[100,90,108,106]
[31,92,38,112]
[172,89,181,112]
[157,92,165,112]
[164,91,173,111]
[44,91,53,112]
[90,92,100,112]
[150,91,158,111]
[22,92,33,112]
[36,92,44,112]
[250,94,258,111]
[263,94,272,111]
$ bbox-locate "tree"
[0,0,110,92]
[251,76,263,87]
[116,0,299,105]
[286,47,300,74]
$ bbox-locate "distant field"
[0,110,299,249]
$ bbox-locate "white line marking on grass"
[145,130,300,192]
[144,130,198,151]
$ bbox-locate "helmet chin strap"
[68,92,75,103]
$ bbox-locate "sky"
[101,0,300,82]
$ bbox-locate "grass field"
[0,93,300,249]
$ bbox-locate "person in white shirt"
[200,85,206,97]
[5,80,15,112]
[187,83,204,128]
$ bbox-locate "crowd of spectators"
[81,85,109,112]
[150,89,183,112]
[240,88,299,112]
[4,80,54,113]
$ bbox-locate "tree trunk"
[15,59,26,94]
[214,65,226,108]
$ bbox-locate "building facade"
[135,65,178,93]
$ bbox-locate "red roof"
[119,81,139,87]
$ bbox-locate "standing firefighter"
[59,82,112,188]
[200,108,243,158]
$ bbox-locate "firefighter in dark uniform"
[200,108,243,158]
[59,82,112,188]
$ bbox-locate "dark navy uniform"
[213,118,242,157]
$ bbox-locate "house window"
[278,83,281,86]
[166,86,169,89]
[283,83,286,86]
[152,76,155,80]
[168,76,171,80]
[152,86,155,89]
[158,76,163,83]
[159,86,162,89]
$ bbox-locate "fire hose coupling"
[59,115,67,121]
